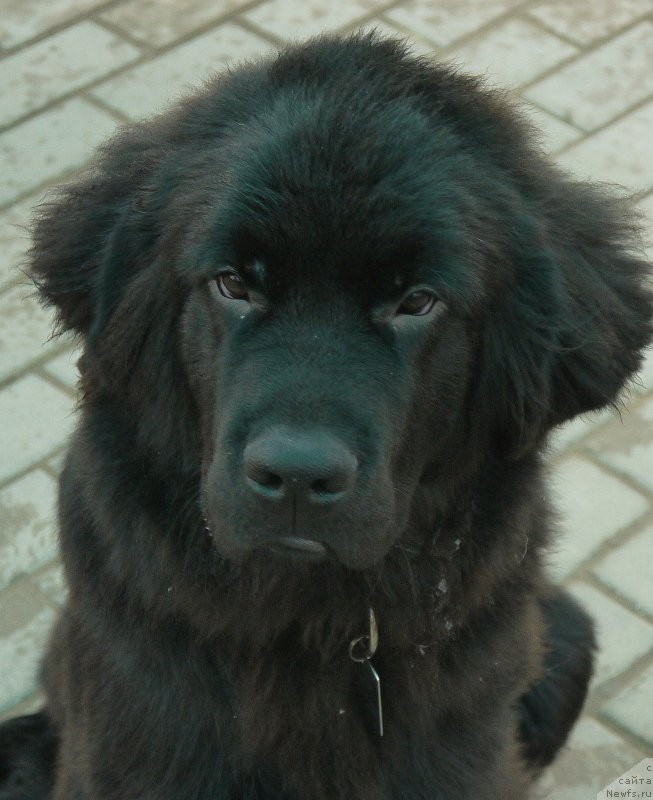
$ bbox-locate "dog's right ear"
[29,125,166,338]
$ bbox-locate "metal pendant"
[349,608,384,737]
[352,658,384,737]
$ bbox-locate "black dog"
[1,33,651,800]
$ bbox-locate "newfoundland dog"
[1,32,651,800]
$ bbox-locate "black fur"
[518,589,596,769]
[1,32,651,799]
[0,713,57,800]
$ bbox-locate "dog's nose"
[243,427,358,504]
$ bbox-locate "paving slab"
[449,17,576,89]
[0,374,76,484]
[0,691,45,723]
[0,579,57,714]
[0,98,118,207]
[519,102,582,153]
[0,285,62,383]
[0,21,141,129]
[568,581,653,687]
[547,407,614,453]
[527,0,653,46]
[603,663,653,748]
[30,562,68,608]
[536,716,647,800]
[243,0,387,41]
[0,196,35,292]
[547,456,650,581]
[556,99,653,194]
[524,21,653,131]
[0,470,59,592]
[41,348,81,393]
[0,0,106,50]
[385,0,524,48]
[101,0,255,47]
[592,525,653,619]
[45,452,67,477]
[356,19,443,59]
[590,395,653,493]
[91,23,273,119]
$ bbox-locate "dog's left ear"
[475,178,653,456]
[545,184,652,426]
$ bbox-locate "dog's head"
[30,34,652,570]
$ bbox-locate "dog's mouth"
[267,537,330,562]
[202,514,333,564]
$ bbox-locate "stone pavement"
[1,1,652,796]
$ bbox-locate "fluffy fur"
[1,33,651,800]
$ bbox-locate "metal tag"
[353,659,384,738]
[349,610,383,738]
[348,608,379,663]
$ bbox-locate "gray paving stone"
[547,407,614,453]
[0,0,105,50]
[568,581,653,686]
[0,99,118,207]
[0,375,76,484]
[449,18,576,89]
[527,0,653,46]
[547,456,650,581]
[46,452,66,476]
[0,579,56,714]
[244,0,385,41]
[597,758,653,799]
[536,716,647,800]
[524,22,653,131]
[385,0,524,48]
[0,284,61,383]
[592,526,653,618]
[91,24,272,119]
[556,100,653,195]
[31,563,67,607]
[0,690,44,722]
[0,470,58,592]
[519,103,581,153]
[0,196,35,291]
[41,347,81,392]
[101,0,252,47]
[0,22,141,129]
[589,395,653,493]
[603,663,653,747]
[357,20,440,59]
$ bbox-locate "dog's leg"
[0,711,57,800]
[517,587,596,769]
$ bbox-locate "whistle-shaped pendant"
[353,658,384,737]
[349,608,384,737]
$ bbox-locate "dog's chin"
[211,530,389,572]
[224,545,337,580]
[265,537,332,562]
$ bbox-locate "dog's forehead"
[190,86,487,309]
[238,255,413,300]
[224,198,429,302]
[213,102,453,292]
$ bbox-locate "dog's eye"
[397,290,437,317]
[216,271,249,301]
